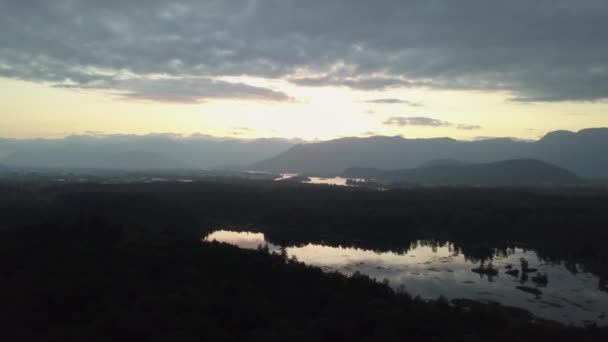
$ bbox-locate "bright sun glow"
[2,76,606,140]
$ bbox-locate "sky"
[1,0,607,141]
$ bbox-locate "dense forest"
[2,179,607,284]
[1,218,607,341]
[343,159,580,186]
[1,179,608,339]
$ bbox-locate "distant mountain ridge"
[3,128,607,178]
[0,135,299,170]
[252,128,608,179]
[344,159,579,186]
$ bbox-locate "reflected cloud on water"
[205,230,608,326]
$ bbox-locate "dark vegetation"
[1,179,608,339]
[1,219,607,341]
[343,159,580,186]
[1,179,607,288]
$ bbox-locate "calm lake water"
[275,173,361,186]
[205,230,608,326]
[305,177,354,186]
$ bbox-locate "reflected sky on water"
[205,230,608,326]
[274,173,361,186]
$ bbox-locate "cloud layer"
[383,116,481,130]
[2,0,608,102]
[364,98,422,106]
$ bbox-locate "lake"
[275,173,362,186]
[305,177,354,186]
[205,230,608,326]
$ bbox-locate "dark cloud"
[383,117,481,130]
[0,49,293,103]
[1,1,608,102]
[364,98,422,106]
[456,124,482,130]
[290,75,421,90]
[117,78,294,103]
[52,76,293,103]
[383,117,452,127]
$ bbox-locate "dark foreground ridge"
[1,219,607,341]
[343,159,580,186]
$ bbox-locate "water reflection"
[304,177,355,186]
[274,173,362,186]
[205,230,608,326]
[274,173,298,181]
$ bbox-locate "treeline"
[1,180,607,285]
[1,219,607,341]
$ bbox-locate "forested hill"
[343,159,579,185]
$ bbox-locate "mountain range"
[252,128,608,179]
[0,134,299,170]
[1,128,607,180]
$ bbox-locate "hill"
[252,128,608,178]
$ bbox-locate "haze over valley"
[2,128,607,186]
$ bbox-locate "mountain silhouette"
[1,135,298,170]
[252,128,608,179]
